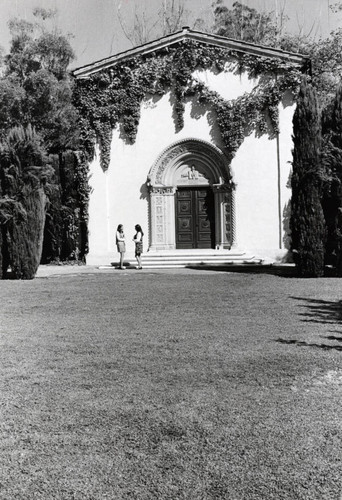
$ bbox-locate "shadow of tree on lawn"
[186,264,297,277]
[290,296,342,324]
[325,335,342,342]
[276,338,342,352]
[276,297,342,352]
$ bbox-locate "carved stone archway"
[147,138,235,251]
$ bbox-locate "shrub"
[0,125,52,279]
[4,188,47,279]
[290,77,326,277]
[322,84,342,275]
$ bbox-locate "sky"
[0,0,341,69]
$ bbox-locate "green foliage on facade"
[74,40,302,170]
[290,77,326,278]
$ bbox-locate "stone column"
[149,186,177,251]
[213,184,234,250]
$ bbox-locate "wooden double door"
[176,187,215,249]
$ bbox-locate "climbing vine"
[73,40,303,170]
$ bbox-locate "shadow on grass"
[185,264,298,277]
[276,338,342,351]
[186,264,340,278]
[326,335,342,342]
[276,296,342,351]
[290,297,342,324]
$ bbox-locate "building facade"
[73,28,308,265]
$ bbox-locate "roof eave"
[72,28,309,79]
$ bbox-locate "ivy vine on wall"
[73,40,303,170]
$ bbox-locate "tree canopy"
[0,9,87,276]
[212,0,279,46]
[211,1,342,106]
[0,8,79,153]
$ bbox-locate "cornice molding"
[72,27,309,79]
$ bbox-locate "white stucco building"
[73,28,308,266]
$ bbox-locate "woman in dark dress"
[133,224,144,269]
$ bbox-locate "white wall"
[194,62,258,100]
[86,66,295,264]
[278,97,296,252]
[87,145,111,261]
[232,133,279,250]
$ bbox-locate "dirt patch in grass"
[1,270,342,499]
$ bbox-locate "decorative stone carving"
[155,146,189,184]
[150,186,176,195]
[223,191,235,247]
[177,164,209,186]
[150,138,230,186]
[147,138,235,250]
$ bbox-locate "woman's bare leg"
[120,252,125,268]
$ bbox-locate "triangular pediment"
[73,27,309,79]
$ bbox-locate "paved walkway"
[35,264,221,278]
[36,264,104,278]
[36,262,296,278]
[36,264,162,278]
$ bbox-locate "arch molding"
[147,138,234,251]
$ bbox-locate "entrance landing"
[108,249,268,269]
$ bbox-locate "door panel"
[176,188,215,249]
[196,189,213,246]
[176,189,194,248]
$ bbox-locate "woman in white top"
[133,224,144,269]
[116,224,126,269]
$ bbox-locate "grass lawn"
[1,268,342,499]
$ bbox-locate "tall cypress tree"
[322,83,342,275]
[290,76,326,277]
[0,125,52,279]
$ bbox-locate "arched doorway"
[147,138,234,251]
[175,167,215,249]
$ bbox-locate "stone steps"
[99,250,269,269]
